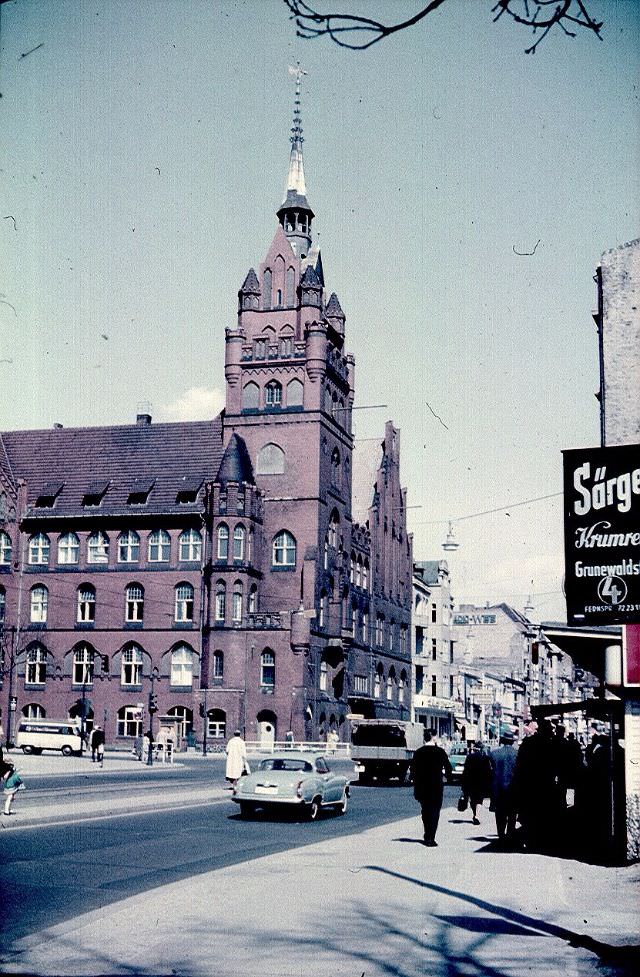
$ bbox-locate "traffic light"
[199,702,205,718]
[148,692,158,713]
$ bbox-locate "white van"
[16,719,83,756]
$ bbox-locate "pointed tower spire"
[277,63,314,258]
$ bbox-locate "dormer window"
[35,481,64,508]
[127,478,154,506]
[176,476,203,504]
[83,480,109,507]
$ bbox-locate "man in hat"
[489,731,518,844]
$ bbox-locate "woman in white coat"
[225,730,248,787]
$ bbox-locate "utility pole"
[4,626,17,749]
[147,667,159,766]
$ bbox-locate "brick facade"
[0,111,413,749]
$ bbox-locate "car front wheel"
[308,797,321,821]
[61,746,73,756]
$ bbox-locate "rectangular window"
[415,626,424,656]
[432,638,437,661]
[354,674,368,694]
[449,675,455,698]
[431,603,437,623]
[431,674,437,697]
[121,649,142,686]
[415,665,423,695]
[450,641,454,664]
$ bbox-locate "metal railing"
[245,739,352,757]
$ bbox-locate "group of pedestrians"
[411,722,615,854]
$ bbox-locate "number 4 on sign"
[598,576,627,606]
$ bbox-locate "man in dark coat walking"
[489,732,518,843]
[410,731,452,847]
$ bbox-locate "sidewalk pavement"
[2,801,639,977]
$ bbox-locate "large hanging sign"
[563,444,640,625]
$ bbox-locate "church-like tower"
[216,70,359,741]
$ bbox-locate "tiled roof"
[1,417,223,519]
[300,265,321,288]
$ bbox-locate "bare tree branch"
[283,0,603,53]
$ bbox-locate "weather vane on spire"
[284,62,308,197]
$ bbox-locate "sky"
[1,0,639,623]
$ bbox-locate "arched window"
[331,448,340,488]
[171,644,194,687]
[28,533,50,565]
[213,650,224,679]
[399,670,407,705]
[215,580,226,621]
[121,644,143,686]
[328,510,339,547]
[148,529,171,562]
[77,584,96,623]
[363,559,369,592]
[179,529,202,562]
[232,581,243,622]
[118,530,140,563]
[319,589,327,627]
[167,705,193,740]
[125,583,144,622]
[256,442,285,475]
[374,664,383,699]
[263,268,272,310]
[356,556,363,589]
[22,702,45,720]
[233,525,245,561]
[58,532,80,565]
[285,266,295,307]
[26,644,47,684]
[30,584,48,623]
[217,524,229,560]
[73,644,94,685]
[208,708,226,739]
[254,339,266,360]
[287,377,303,406]
[265,380,282,407]
[248,584,258,614]
[0,531,12,565]
[242,381,260,409]
[281,335,293,357]
[323,537,329,570]
[387,668,396,702]
[87,531,109,564]
[320,659,328,691]
[174,582,194,622]
[350,552,356,584]
[260,649,275,688]
[272,530,296,567]
[117,705,142,738]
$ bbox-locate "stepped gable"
[1,416,224,519]
[216,433,255,485]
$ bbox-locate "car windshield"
[259,758,313,773]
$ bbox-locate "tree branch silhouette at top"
[283,0,604,54]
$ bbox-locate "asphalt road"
[1,779,454,947]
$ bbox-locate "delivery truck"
[351,719,425,784]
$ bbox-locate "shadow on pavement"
[366,865,640,976]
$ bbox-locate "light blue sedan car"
[232,752,350,820]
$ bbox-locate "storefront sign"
[563,444,640,624]
[453,614,496,626]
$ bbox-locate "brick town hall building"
[0,86,413,749]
